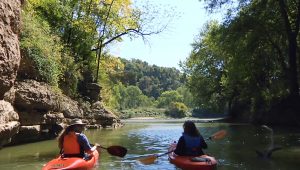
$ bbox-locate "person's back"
[58,119,100,158]
[63,131,83,157]
[174,120,207,156]
[182,133,203,156]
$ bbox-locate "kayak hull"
[168,144,217,170]
[42,150,99,170]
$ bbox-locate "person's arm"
[174,136,185,156]
[77,134,97,154]
[199,135,207,149]
[90,143,100,152]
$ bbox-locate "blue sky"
[109,0,224,70]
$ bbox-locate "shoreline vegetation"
[117,107,229,123]
[121,116,229,123]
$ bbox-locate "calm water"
[0,121,299,170]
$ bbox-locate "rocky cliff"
[0,0,122,148]
[0,0,21,147]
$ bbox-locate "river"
[0,120,299,170]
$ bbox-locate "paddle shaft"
[100,146,108,149]
[156,150,173,158]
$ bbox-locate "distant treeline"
[120,59,184,99]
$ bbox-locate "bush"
[165,102,188,118]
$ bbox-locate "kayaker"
[58,118,100,159]
[174,120,207,156]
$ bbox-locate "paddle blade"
[210,130,227,140]
[138,155,157,165]
[106,146,127,157]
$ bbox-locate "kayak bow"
[42,150,99,170]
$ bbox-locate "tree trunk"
[278,0,300,97]
[288,34,299,97]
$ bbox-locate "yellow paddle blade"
[211,130,227,140]
[138,155,157,165]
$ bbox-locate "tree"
[200,0,300,97]
[176,86,194,108]
[156,90,183,108]
[26,0,175,102]
[184,0,300,123]
[182,21,227,113]
[92,0,173,83]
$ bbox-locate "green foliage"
[59,50,81,97]
[21,0,185,115]
[121,59,184,99]
[156,90,183,108]
[119,108,166,119]
[111,84,154,109]
[184,0,300,122]
[20,6,63,86]
[176,86,195,108]
[165,102,188,118]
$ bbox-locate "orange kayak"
[42,150,99,170]
[168,144,217,170]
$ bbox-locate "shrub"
[165,102,188,118]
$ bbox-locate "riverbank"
[121,116,229,123]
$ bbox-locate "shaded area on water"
[0,122,299,170]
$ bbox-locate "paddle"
[206,129,227,140]
[99,145,128,157]
[138,129,227,165]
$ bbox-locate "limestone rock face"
[8,80,83,120]
[0,0,21,99]
[13,80,58,112]
[85,101,122,128]
[2,80,84,144]
[0,100,20,146]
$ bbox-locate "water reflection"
[0,122,299,170]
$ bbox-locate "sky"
[109,0,224,70]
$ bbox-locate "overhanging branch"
[91,28,163,51]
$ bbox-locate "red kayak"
[168,143,217,170]
[42,150,99,170]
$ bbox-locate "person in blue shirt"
[174,120,207,156]
[58,119,100,158]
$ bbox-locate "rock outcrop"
[2,79,122,145]
[0,0,21,99]
[0,100,20,146]
[0,0,122,147]
[0,0,21,147]
[85,101,123,128]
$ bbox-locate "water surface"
[0,121,299,170]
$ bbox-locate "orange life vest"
[63,132,81,155]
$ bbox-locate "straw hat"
[68,118,86,127]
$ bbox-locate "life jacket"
[183,133,201,156]
[63,132,82,156]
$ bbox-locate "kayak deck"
[42,150,99,170]
[168,143,217,170]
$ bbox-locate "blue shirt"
[77,133,92,151]
[174,133,207,156]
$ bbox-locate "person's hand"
[94,143,101,148]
